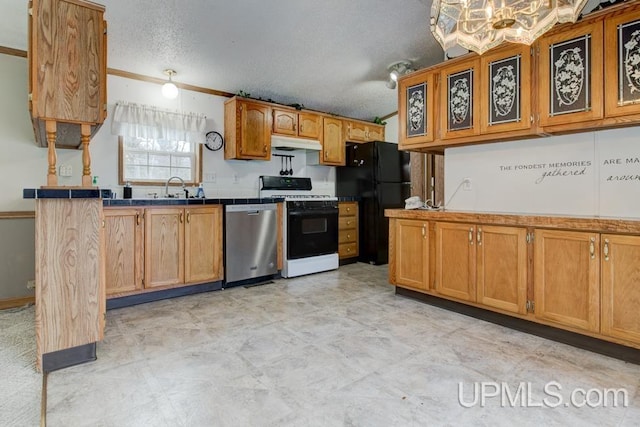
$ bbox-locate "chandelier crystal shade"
[430,0,589,55]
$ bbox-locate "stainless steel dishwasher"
[225,203,278,285]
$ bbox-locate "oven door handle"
[288,210,338,216]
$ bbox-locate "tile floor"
[6,263,640,426]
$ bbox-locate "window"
[119,136,202,185]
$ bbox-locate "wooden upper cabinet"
[601,234,640,345]
[29,0,107,124]
[434,222,476,302]
[534,229,600,333]
[184,206,223,284]
[480,44,532,135]
[104,208,144,296]
[272,109,322,139]
[440,57,481,140]
[604,6,640,118]
[298,112,322,139]
[538,20,604,129]
[367,125,384,141]
[476,225,528,315]
[224,98,272,160]
[320,117,344,165]
[272,109,298,136]
[344,120,385,142]
[398,70,435,149]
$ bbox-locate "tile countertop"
[23,188,359,205]
[384,209,640,234]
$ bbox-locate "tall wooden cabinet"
[28,0,107,186]
[534,229,600,333]
[104,208,144,296]
[224,98,272,160]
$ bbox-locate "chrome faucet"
[165,176,185,198]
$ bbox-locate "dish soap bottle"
[195,183,205,199]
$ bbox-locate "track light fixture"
[386,61,415,90]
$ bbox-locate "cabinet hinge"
[28,93,33,102]
[526,300,535,313]
[526,232,535,243]
[28,7,33,16]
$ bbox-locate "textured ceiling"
[0,0,601,120]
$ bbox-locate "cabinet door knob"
[477,228,482,246]
[263,145,267,153]
[589,237,596,259]
[603,238,610,261]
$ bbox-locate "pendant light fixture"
[161,69,179,99]
[430,0,589,55]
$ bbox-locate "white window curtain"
[110,102,207,144]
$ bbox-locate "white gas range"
[259,176,339,278]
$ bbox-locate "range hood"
[271,135,322,151]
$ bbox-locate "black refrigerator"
[336,141,411,265]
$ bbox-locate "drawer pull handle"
[180,212,184,223]
[469,228,474,245]
[604,239,610,261]
[477,228,482,246]
[589,237,595,259]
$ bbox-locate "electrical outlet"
[26,280,36,290]
[233,173,239,184]
[59,164,72,177]
[463,177,472,191]
[204,173,216,183]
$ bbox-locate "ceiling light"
[386,61,415,89]
[430,0,589,55]
[161,69,179,99]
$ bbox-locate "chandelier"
[430,0,589,55]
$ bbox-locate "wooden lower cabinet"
[184,206,223,283]
[145,205,223,288]
[105,205,223,297]
[476,225,528,314]
[534,229,600,333]
[145,208,185,288]
[601,234,640,344]
[338,202,358,259]
[393,219,429,291]
[434,222,527,310]
[104,208,144,296]
[434,222,476,301]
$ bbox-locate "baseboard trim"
[395,287,640,365]
[0,296,35,310]
[107,281,223,310]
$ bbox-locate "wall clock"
[205,131,224,151]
